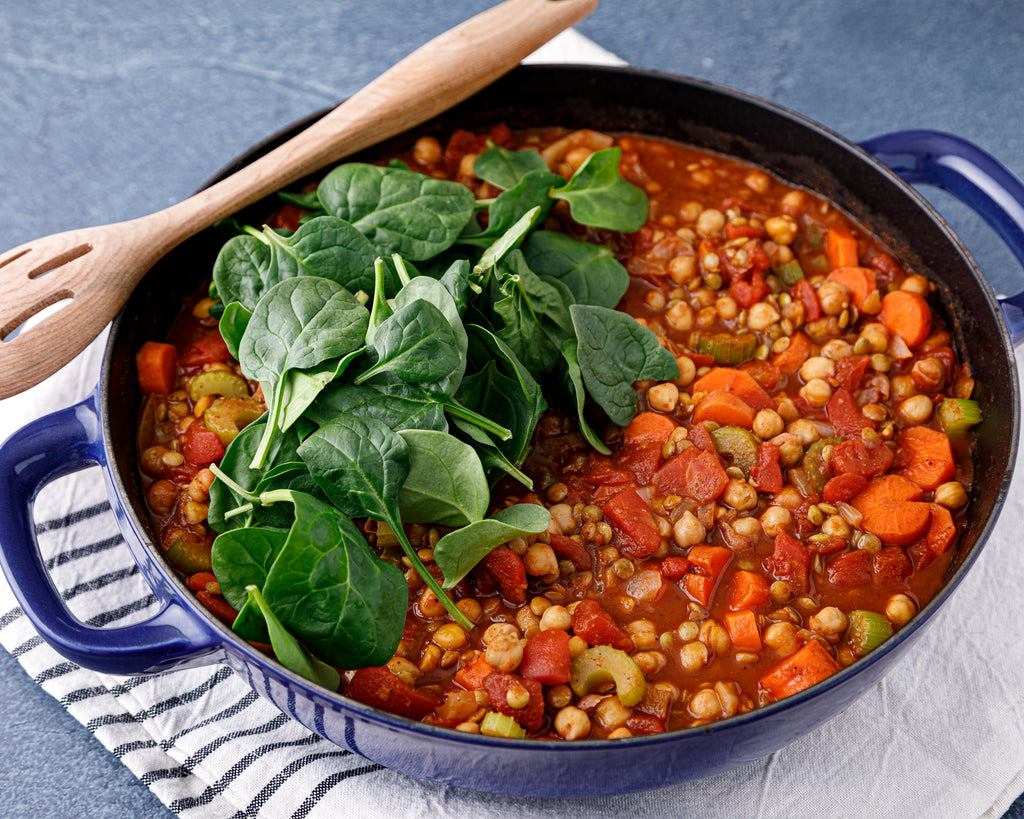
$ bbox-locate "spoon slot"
[0,290,75,343]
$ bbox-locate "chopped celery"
[204,397,265,445]
[847,610,893,657]
[570,645,646,707]
[697,332,757,365]
[776,259,805,286]
[710,425,759,477]
[164,538,212,574]
[802,437,841,493]
[938,398,982,435]
[188,370,249,403]
[480,711,526,739]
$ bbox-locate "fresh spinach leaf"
[276,349,364,434]
[560,337,611,455]
[243,585,341,690]
[550,147,647,232]
[490,250,575,379]
[211,526,288,612]
[438,258,471,315]
[474,143,549,190]
[435,503,551,589]
[569,303,679,426]
[278,189,323,212]
[355,299,460,386]
[316,163,475,260]
[392,274,468,392]
[448,415,532,489]
[396,429,489,527]
[258,489,405,669]
[458,171,562,248]
[218,302,252,360]
[523,230,629,310]
[307,380,447,433]
[473,207,541,278]
[366,258,394,346]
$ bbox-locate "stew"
[135,124,978,740]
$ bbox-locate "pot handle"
[0,394,221,674]
[859,129,1024,344]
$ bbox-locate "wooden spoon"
[0,0,598,400]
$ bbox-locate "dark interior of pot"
[102,64,1018,672]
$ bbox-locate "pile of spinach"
[204,140,679,686]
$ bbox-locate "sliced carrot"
[195,590,237,626]
[759,639,841,700]
[879,290,932,347]
[927,503,957,555]
[851,474,930,545]
[726,570,771,610]
[827,266,877,310]
[693,390,756,429]
[772,331,813,376]
[723,609,763,651]
[896,426,955,490]
[683,572,716,607]
[135,340,178,395]
[622,411,678,447]
[687,545,732,581]
[186,572,218,592]
[825,228,860,269]
[454,654,494,690]
[691,367,774,411]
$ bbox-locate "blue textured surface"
[1,1,1023,816]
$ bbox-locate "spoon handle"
[157,0,599,247]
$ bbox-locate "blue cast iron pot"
[1,66,1023,797]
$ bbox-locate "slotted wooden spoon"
[0,0,598,400]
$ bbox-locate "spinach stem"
[391,253,413,287]
[209,463,260,503]
[250,378,287,469]
[388,514,474,631]
[224,502,254,520]
[443,399,513,441]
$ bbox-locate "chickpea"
[800,378,833,408]
[787,419,821,447]
[675,355,697,388]
[775,487,803,510]
[901,274,930,295]
[763,622,799,656]
[417,588,448,620]
[673,511,707,549]
[696,208,726,236]
[645,289,667,311]
[433,624,468,650]
[886,593,918,627]
[648,382,679,413]
[146,480,178,516]
[548,502,575,534]
[568,635,588,658]
[524,543,559,577]
[753,409,785,440]
[413,136,442,165]
[732,516,763,539]
[548,684,574,709]
[594,696,631,729]
[141,445,170,476]
[689,688,722,720]
[820,339,854,360]
[760,505,793,537]
[668,254,697,285]
[516,606,541,637]
[186,468,216,503]
[771,432,804,467]
[555,706,591,740]
[799,355,835,382]
[456,598,482,623]
[700,620,731,654]
[183,500,209,525]
[817,282,850,316]
[764,215,798,245]
[665,300,695,332]
[607,727,634,740]
[808,606,848,641]
[934,481,968,509]
[723,479,758,511]
[747,302,781,332]
[483,623,524,672]
[679,641,710,672]
[898,395,934,425]
[745,170,771,193]
[539,605,572,632]
[418,644,442,673]
[821,514,851,539]
[458,152,478,179]
[387,657,423,685]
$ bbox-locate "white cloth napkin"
[1,28,1023,819]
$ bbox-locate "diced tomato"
[831,439,894,478]
[730,270,768,308]
[619,442,664,486]
[602,486,662,558]
[195,590,236,625]
[822,472,867,503]
[835,355,871,392]
[520,629,572,686]
[791,278,821,322]
[826,389,876,439]
[750,442,783,493]
[581,454,633,487]
[739,360,781,392]
[927,503,957,555]
[548,533,592,570]
[725,222,765,241]
[349,666,440,721]
[178,332,231,367]
[659,556,691,581]
[769,532,810,595]
[826,549,873,588]
[872,546,912,586]
[443,129,486,167]
[807,535,847,556]
[686,421,717,454]
[625,713,666,735]
[181,422,226,466]
[653,447,729,503]
[571,600,634,652]
[482,547,528,605]
[484,672,544,732]
[870,252,904,282]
